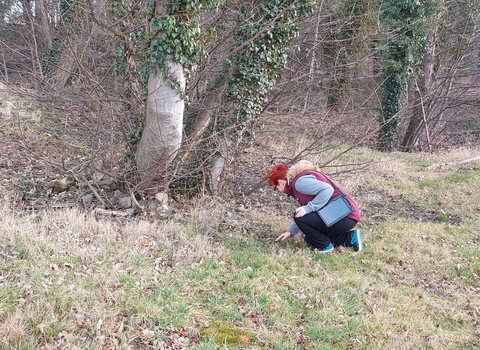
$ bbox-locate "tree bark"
[135,60,186,178]
[187,75,227,145]
[48,0,88,89]
[401,21,439,151]
[35,0,52,53]
[52,38,79,88]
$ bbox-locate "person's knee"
[294,214,310,225]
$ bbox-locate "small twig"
[94,208,128,217]
[130,191,144,210]
[415,82,432,152]
[80,175,109,209]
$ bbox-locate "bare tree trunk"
[135,61,186,179]
[48,0,87,89]
[20,0,45,85]
[303,6,322,114]
[52,38,79,88]
[402,88,425,151]
[187,75,227,145]
[35,0,52,53]
[401,20,439,151]
[1,48,8,82]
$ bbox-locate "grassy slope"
[0,148,480,349]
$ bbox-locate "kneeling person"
[268,160,364,253]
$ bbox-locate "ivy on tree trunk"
[378,0,444,152]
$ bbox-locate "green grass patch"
[202,322,256,346]
[419,170,480,189]
[1,149,480,349]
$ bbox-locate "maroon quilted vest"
[285,170,362,222]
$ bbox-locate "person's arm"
[295,175,334,214]
[275,222,300,241]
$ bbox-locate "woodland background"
[1,0,480,200]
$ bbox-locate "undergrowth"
[0,148,480,349]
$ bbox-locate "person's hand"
[275,231,292,242]
[295,207,306,218]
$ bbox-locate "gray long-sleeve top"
[288,174,334,236]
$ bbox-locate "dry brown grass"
[1,82,480,349]
[4,145,480,349]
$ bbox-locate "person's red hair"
[267,164,288,186]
